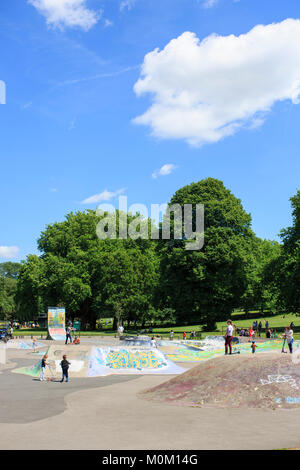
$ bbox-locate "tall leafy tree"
[157,178,255,328]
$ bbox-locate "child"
[251,341,257,354]
[60,355,71,383]
[248,326,254,342]
[73,335,80,344]
[40,354,48,381]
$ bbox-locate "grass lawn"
[6,311,300,340]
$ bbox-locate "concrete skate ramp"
[159,338,300,363]
[48,328,66,341]
[140,353,300,410]
[13,345,90,378]
[6,339,45,350]
[122,335,152,347]
[87,346,184,376]
[13,345,184,378]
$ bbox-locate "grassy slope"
[4,311,300,340]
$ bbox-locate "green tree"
[157,178,255,329]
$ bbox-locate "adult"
[283,326,294,354]
[266,328,271,339]
[225,320,234,355]
[118,324,124,338]
[258,321,262,337]
[150,337,157,348]
[265,320,269,329]
[65,325,72,345]
[169,330,174,341]
[183,331,187,341]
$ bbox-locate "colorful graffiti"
[161,338,300,363]
[87,347,184,376]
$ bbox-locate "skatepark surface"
[1,338,300,450]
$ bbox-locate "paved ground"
[1,346,300,449]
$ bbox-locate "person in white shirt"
[150,337,157,348]
[225,320,234,355]
[283,326,294,353]
[118,325,124,338]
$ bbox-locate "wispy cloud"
[120,0,138,11]
[81,188,126,204]
[201,0,218,8]
[28,0,101,31]
[104,19,114,28]
[21,101,33,110]
[152,164,177,179]
[54,65,140,89]
[0,246,19,259]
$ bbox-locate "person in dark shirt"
[60,355,71,383]
[40,354,48,381]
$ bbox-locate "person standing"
[169,330,174,341]
[150,337,157,348]
[40,354,48,381]
[183,331,187,341]
[248,326,254,342]
[258,321,262,337]
[65,325,72,345]
[225,320,234,355]
[60,355,71,382]
[283,326,294,354]
[118,324,124,338]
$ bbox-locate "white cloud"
[28,0,100,31]
[0,246,19,259]
[201,0,218,8]
[104,19,114,28]
[120,0,137,11]
[134,19,300,146]
[81,188,126,204]
[152,164,177,179]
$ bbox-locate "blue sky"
[0,0,300,261]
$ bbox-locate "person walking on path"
[40,354,48,381]
[60,355,71,382]
[65,325,72,345]
[225,320,234,355]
